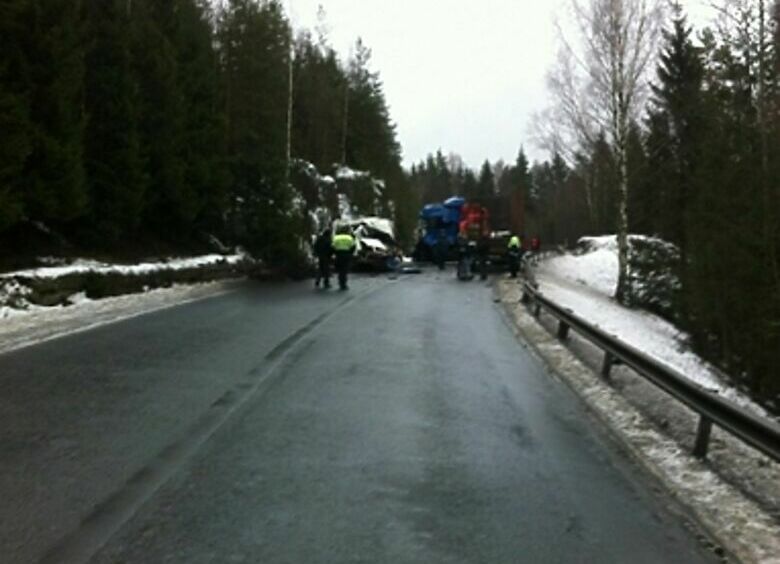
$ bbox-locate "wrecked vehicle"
[333,217,400,271]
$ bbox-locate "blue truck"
[413,196,465,262]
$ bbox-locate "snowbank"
[544,237,619,295]
[536,236,765,415]
[1,253,253,316]
[3,253,248,280]
[550,235,680,299]
[0,281,236,355]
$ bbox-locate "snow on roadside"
[535,236,768,417]
[2,253,248,280]
[499,280,780,564]
[0,281,237,356]
[541,236,620,295]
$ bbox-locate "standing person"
[313,228,333,288]
[507,234,521,278]
[477,233,490,280]
[332,226,356,291]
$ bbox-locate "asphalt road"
[0,271,718,563]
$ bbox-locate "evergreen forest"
[0,0,414,268]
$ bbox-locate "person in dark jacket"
[477,233,490,280]
[332,227,356,290]
[314,228,333,288]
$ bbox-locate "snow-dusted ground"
[0,253,251,353]
[499,237,780,561]
[535,236,767,416]
[0,252,249,318]
[0,281,238,356]
[3,253,247,280]
[498,278,780,563]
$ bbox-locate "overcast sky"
[288,0,717,169]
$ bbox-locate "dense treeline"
[408,149,533,237]
[0,0,411,267]
[408,147,591,249]
[535,2,780,402]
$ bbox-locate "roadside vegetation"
[0,0,416,271]
[531,0,780,405]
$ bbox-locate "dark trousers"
[316,256,331,287]
[507,251,520,277]
[334,254,351,289]
[337,267,348,289]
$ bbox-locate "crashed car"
[333,217,400,271]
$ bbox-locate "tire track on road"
[39,280,391,564]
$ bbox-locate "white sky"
[288,0,718,169]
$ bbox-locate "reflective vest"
[508,236,521,249]
[332,233,355,252]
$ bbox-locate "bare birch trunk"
[615,131,631,303]
[539,0,662,303]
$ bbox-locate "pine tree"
[292,31,347,171]
[176,0,229,236]
[649,6,705,251]
[514,149,532,197]
[82,0,146,245]
[344,38,401,183]
[461,168,478,202]
[475,160,494,203]
[0,0,32,232]
[642,109,676,238]
[131,0,188,240]
[219,0,293,261]
[19,0,87,227]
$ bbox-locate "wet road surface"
[0,272,717,563]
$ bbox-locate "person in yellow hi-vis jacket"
[332,227,357,291]
[507,234,522,278]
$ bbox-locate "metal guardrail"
[521,282,780,462]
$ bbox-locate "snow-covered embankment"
[499,236,780,563]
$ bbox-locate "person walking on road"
[314,228,333,288]
[332,227,356,291]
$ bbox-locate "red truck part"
[459,203,490,240]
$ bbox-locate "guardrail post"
[557,321,570,340]
[533,302,541,318]
[521,290,530,304]
[693,416,713,459]
[601,352,614,383]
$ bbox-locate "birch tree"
[537,0,664,303]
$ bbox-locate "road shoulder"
[496,278,780,564]
[0,280,241,356]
